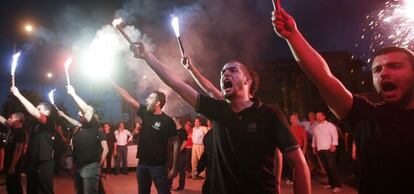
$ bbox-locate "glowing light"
[64,57,72,86]
[357,0,414,60]
[171,16,180,37]
[24,24,33,33]
[112,18,123,27]
[80,32,118,80]
[11,52,21,76]
[47,72,53,78]
[48,89,56,105]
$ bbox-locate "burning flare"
[112,18,134,45]
[64,57,72,86]
[11,51,22,86]
[48,89,56,105]
[171,16,180,37]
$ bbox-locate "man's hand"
[181,56,192,70]
[0,115,6,125]
[10,86,21,97]
[312,148,317,155]
[67,85,76,96]
[272,9,298,40]
[129,42,147,59]
[168,168,178,179]
[329,145,336,152]
[58,111,65,117]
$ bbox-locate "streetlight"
[24,24,33,33]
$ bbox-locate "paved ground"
[0,171,357,194]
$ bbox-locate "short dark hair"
[151,91,166,109]
[38,102,52,112]
[372,47,414,68]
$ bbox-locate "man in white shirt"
[114,122,132,175]
[312,112,342,193]
[191,118,207,179]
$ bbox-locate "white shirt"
[192,126,207,145]
[114,129,132,146]
[312,121,338,151]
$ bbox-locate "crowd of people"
[0,3,413,194]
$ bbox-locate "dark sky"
[0,0,388,122]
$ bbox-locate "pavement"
[0,170,357,194]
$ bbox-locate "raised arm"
[130,43,198,108]
[10,86,46,123]
[109,79,140,109]
[66,85,94,122]
[58,111,82,127]
[272,9,352,119]
[181,57,223,100]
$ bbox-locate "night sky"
[0,0,388,123]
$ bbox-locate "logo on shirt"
[152,121,161,130]
[247,122,258,133]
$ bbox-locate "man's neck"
[227,95,254,113]
[153,108,163,115]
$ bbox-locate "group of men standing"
[0,2,413,194]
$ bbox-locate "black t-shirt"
[343,94,414,194]
[136,105,177,166]
[28,117,55,164]
[177,128,188,152]
[197,95,298,194]
[104,132,116,153]
[72,117,106,168]
[5,127,26,171]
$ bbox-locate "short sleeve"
[166,118,178,138]
[342,94,377,133]
[137,105,148,118]
[196,94,225,121]
[98,130,106,142]
[270,108,299,152]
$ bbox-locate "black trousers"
[27,160,55,194]
[318,150,341,188]
[6,171,23,194]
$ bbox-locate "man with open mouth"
[128,42,311,194]
[273,5,414,194]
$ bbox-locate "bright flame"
[171,16,180,37]
[64,57,72,72]
[48,89,56,105]
[112,18,123,27]
[356,0,414,59]
[11,52,21,76]
[80,32,119,80]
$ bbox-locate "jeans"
[115,145,128,174]
[169,151,186,188]
[74,162,101,194]
[136,163,170,194]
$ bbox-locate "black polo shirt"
[343,94,414,194]
[72,117,105,168]
[136,105,177,166]
[4,127,26,171]
[28,117,55,164]
[197,95,298,194]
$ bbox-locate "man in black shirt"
[128,43,311,194]
[0,112,26,194]
[169,117,188,191]
[58,85,108,194]
[273,5,414,194]
[109,80,179,194]
[102,122,115,176]
[11,86,55,194]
